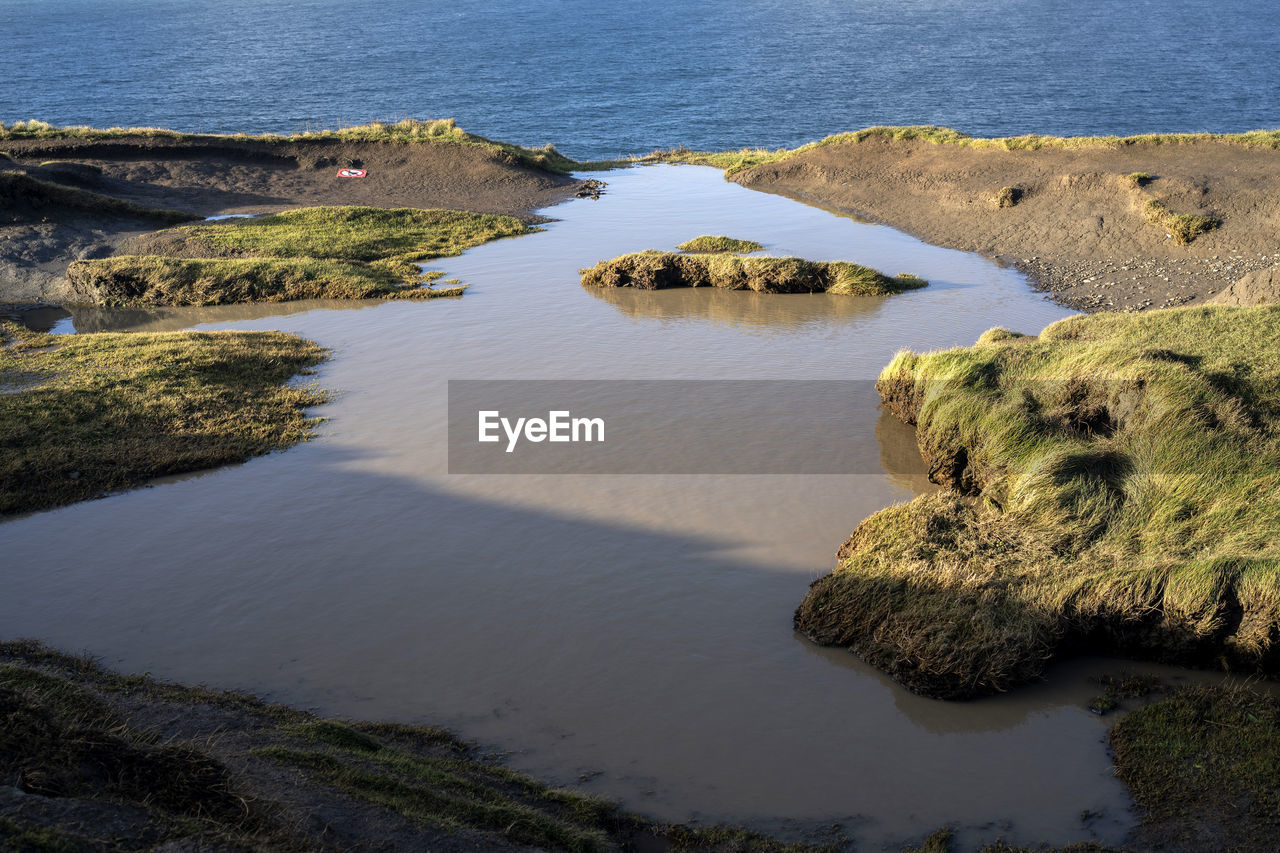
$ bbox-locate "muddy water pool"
[2,165,1205,848]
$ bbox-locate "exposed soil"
[0,136,593,303]
[732,136,1280,313]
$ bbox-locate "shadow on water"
[1,437,1134,850]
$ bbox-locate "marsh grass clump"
[992,186,1022,208]
[580,251,927,296]
[1110,684,1280,851]
[796,306,1280,699]
[0,322,327,515]
[68,206,526,306]
[1142,199,1220,245]
[676,235,764,254]
[1126,172,1154,187]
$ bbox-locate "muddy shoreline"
[7,128,1280,313]
[1,132,592,303]
[728,135,1280,313]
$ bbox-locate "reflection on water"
[8,305,73,334]
[65,299,386,334]
[1,165,1152,849]
[585,284,887,327]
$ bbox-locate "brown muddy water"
[0,166,1226,849]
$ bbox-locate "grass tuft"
[580,251,927,296]
[1142,199,1220,245]
[992,186,1022,208]
[1126,172,1154,187]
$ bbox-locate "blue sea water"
[2,0,1277,160]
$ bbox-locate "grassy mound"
[796,306,1280,698]
[0,323,327,515]
[0,170,195,224]
[0,640,830,852]
[676,235,764,254]
[580,251,926,296]
[67,206,525,306]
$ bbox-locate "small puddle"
[2,165,1184,848]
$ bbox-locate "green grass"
[676,235,765,254]
[796,305,1280,698]
[0,118,623,174]
[1126,172,1154,187]
[0,323,327,515]
[0,170,196,223]
[1111,684,1280,850]
[1142,198,1220,245]
[67,205,527,306]
[642,125,1280,176]
[580,251,927,296]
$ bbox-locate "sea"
[2,0,1277,159]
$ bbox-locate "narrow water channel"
[3,166,1206,848]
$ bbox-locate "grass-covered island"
[0,323,327,516]
[66,206,532,306]
[796,305,1280,699]
[580,251,927,296]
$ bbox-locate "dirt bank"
[0,134,593,303]
[729,133,1280,312]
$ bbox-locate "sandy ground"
[733,136,1280,312]
[1,135,593,304]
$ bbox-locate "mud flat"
[689,127,1280,313]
